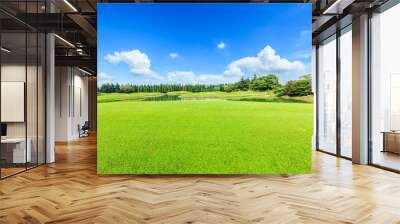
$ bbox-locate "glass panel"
[38,32,45,165]
[340,27,352,158]
[26,0,39,169]
[1,31,27,177]
[27,30,38,169]
[318,35,337,154]
[371,4,400,171]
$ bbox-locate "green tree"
[223,84,234,92]
[284,74,312,96]
[251,74,257,82]
[250,74,280,91]
[273,86,286,96]
[236,77,250,90]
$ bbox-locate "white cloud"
[167,71,235,85]
[104,45,309,85]
[105,50,163,80]
[98,72,113,85]
[217,42,225,49]
[292,51,311,60]
[167,71,196,84]
[300,30,311,37]
[197,74,234,84]
[99,72,112,80]
[223,45,306,80]
[169,52,179,59]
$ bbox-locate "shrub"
[250,74,280,91]
[223,84,234,92]
[273,86,286,96]
[284,75,312,96]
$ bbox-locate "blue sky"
[98,3,311,85]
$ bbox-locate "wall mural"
[97,3,313,174]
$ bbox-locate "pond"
[143,95,182,101]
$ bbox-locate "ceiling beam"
[67,13,97,39]
[55,55,96,72]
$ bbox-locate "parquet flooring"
[1,135,400,223]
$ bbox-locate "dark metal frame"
[315,21,353,161]
[336,21,341,158]
[315,44,319,151]
[367,10,373,166]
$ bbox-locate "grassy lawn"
[98,92,313,174]
[97,91,313,103]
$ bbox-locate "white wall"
[55,67,70,141]
[1,65,26,140]
[1,65,41,138]
[72,73,89,138]
[55,67,89,141]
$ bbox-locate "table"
[381,131,400,154]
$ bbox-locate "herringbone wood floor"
[1,135,400,224]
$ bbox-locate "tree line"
[99,83,225,93]
[98,74,312,96]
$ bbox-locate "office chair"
[79,121,90,138]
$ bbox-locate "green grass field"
[98,91,313,174]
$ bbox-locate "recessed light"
[78,67,92,76]
[54,34,75,48]
[63,0,78,12]
[1,47,11,53]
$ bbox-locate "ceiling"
[0,0,96,73]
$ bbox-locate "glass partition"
[0,1,46,179]
[370,3,400,171]
[317,35,337,154]
[27,30,38,169]
[38,32,46,165]
[1,30,28,177]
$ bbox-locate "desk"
[1,138,31,163]
[382,131,400,154]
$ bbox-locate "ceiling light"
[76,48,85,55]
[323,0,341,15]
[78,67,92,76]
[54,34,75,48]
[1,47,11,53]
[322,0,355,15]
[63,0,78,12]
